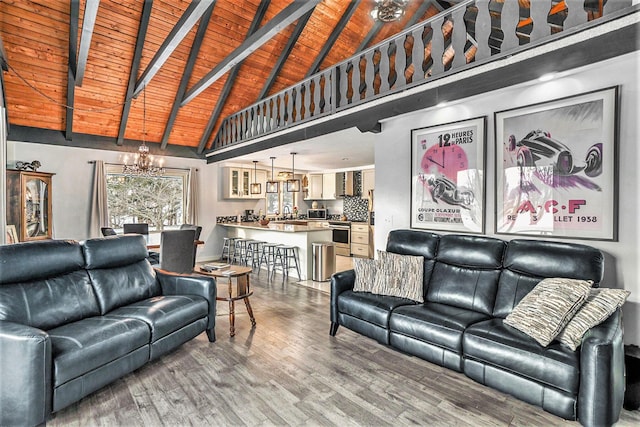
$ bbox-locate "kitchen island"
[219,221,333,280]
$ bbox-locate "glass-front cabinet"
[6,170,54,241]
[222,167,267,199]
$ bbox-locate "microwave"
[307,209,327,220]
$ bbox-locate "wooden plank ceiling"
[0,0,452,158]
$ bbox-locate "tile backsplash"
[343,196,369,222]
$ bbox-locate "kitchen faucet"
[283,206,291,219]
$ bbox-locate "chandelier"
[370,0,408,22]
[123,86,165,177]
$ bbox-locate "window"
[105,164,189,232]
[266,183,296,216]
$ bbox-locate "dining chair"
[179,223,202,240]
[159,229,197,274]
[123,223,149,235]
[179,224,202,267]
[101,227,117,236]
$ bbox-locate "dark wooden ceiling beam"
[256,8,315,101]
[181,0,321,106]
[117,0,153,146]
[305,0,361,78]
[406,0,437,28]
[160,1,216,150]
[8,125,203,159]
[75,0,100,86]
[196,0,272,154]
[66,0,80,141]
[355,21,383,53]
[133,0,214,97]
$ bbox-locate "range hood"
[338,171,361,197]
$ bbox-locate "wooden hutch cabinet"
[6,170,54,241]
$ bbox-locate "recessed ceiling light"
[538,72,556,82]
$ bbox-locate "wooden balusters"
[530,0,552,42]
[500,0,520,51]
[451,7,468,68]
[430,16,445,77]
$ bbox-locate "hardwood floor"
[50,270,640,426]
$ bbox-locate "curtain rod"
[87,161,198,172]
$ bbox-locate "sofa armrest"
[155,269,217,338]
[0,320,52,427]
[330,269,355,324]
[578,308,625,427]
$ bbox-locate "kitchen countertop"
[219,221,331,233]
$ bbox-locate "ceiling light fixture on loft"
[250,160,262,194]
[266,157,279,193]
[123,86,164,177]
[370,0,408,22]
[287,152,300,192]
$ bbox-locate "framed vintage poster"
[411,117,486,233]
[495,87,618,240]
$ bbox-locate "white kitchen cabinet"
[223,167,267,199]
[306,174,323,200]
[322,173,337,200]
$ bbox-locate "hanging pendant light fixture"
[370,0,408,22]
[123,85,165,177]
[266,157,279,193]
[250,160,262,194]
[286,152,300,192]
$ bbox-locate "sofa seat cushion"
[390,303,490,353]
[463,319,580,394]
[49,316,150,387]
[108,295,208,342]
[337,290,416,328]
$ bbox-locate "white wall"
[374,51,640,345]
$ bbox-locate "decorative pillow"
[353,257,377,293]
[504,277,592,347]
[557,288,630,351]
[371,250,424,302]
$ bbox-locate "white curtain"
[186,167,198,225]
[89,160,108,237]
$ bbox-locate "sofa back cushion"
[493,239,604,318]
[82,235,160,314]
[386,229,439,297]
[427,235,506,315]
[0,240,100,330]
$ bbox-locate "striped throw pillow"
[371,250,424,302]
[353,257,377,293]
[557,288,630,351]
[504,277,592,347]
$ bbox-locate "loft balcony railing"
[208,0,632,152]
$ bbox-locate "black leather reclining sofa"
[330,230,625,427]
[0,234,217,426]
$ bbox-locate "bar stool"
[233,239,254,265]
[258,243,280,276]
[245,240,265,269]
[271,245,301,281]
[221,237,238,263]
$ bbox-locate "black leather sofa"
[0,235,217,426]
[330,230,625,427]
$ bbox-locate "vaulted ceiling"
[0,0,457,159]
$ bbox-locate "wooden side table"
[195,265,255,337]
